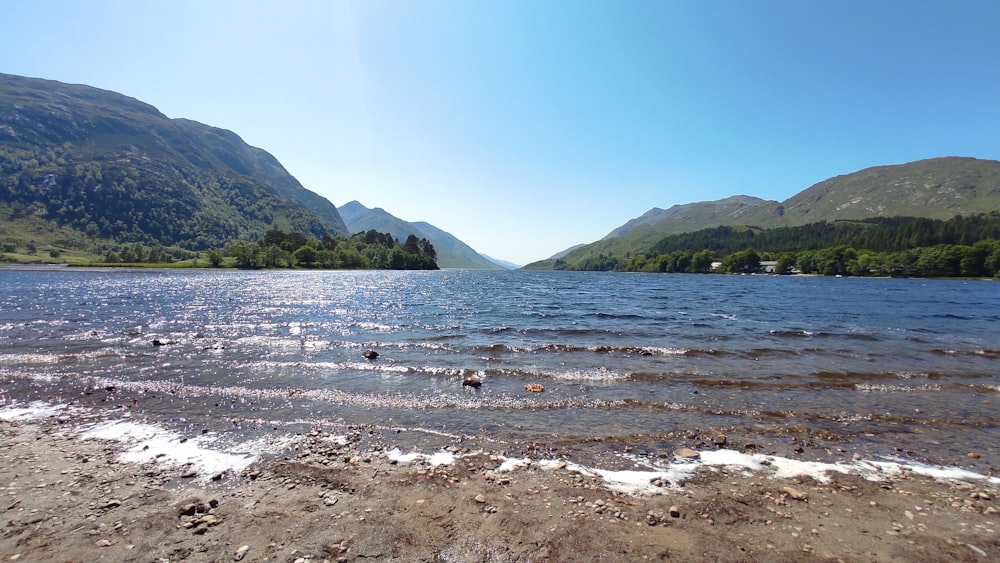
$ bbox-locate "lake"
[1,267,997,472]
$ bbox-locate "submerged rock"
[462,376,482,388]
[362,350,379,360]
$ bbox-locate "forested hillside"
[536,213,1000,278]
[535,157,1000,270]
[0,73,348,259]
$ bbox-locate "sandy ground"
[1,418,998,563]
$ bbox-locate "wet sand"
[1,416,998,562]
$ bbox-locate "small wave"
[545,367,630,382]
[0,353,63,364]
[689,378,855,391]
[590,312,646,320]
[855,383,944,393]
[842,333,880,342]
[931,313,977,320]
[931,348,1000,359]
[769,329,814,338]
[532,343,695,357]
[710,313,737,321]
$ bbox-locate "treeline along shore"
[545,213,1000,277]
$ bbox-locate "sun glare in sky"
[3,0,999,264]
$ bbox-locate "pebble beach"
[1,407,998,562]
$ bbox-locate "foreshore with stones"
[1,417,998,562]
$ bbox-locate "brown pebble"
[782,486,808,501]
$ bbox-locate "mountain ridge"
[530,156,1000,268]
[0,72,348,256]
[338,201,501,269]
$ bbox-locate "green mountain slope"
[0,73,347,255]
[527,157,1000,268]
[780,157,1000,223]
[602,195,782,240]
[338,201,501,269]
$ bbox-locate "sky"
[3,1,999,265]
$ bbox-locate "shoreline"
[1,409,997,561]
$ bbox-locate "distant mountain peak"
[338,201,502,269]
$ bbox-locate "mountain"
[0,73,348,255]
[480,254,520,270]
[602,195,779,240]
[526,157,1000,269]
[779,157,1000,223]
[338,201,502,269]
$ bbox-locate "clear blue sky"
[3,1,999,265]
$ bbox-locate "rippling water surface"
[1,267,997,469]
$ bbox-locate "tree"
[403,235,421,254]
[722,249,760,274]
[418,238,437,261]
[775,253,796,275]
[294,245,318,268]
[230,241,263,269]
[689,250,715,273]
[207,249,224,267]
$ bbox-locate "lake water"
[1,267,998,473]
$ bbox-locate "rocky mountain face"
[0,73,348,252]
[338,201,502,269]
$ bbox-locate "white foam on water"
[386,448,457,467]
[579,467,687,496]
[858,458,1000,485]
[496,457,531,472]
[535,459,567,471]
[81,420,258,482]
[495,448,1000,496]
[428,451,457,466]
[324,435,350,446]
[0,401,76,420]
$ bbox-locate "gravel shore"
[1,417,998,562]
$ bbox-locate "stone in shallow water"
[673,447,699,459]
